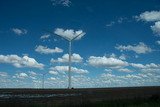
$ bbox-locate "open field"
[0,86,160,107]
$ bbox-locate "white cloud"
[137,11,160,22]
[12,28,27,35]
[15,73,28,79]
[151,21,160,36]
[0,55,44,69]
[0,72,8,77]
[54,28,86,41]
[49,71,58,75]
[51,0,71,7]
[48,77,57,81]
[115,42,152,54]
[118,68,132,72]
[156,40,160,45]
[131,63,160,69]
[35,45,63,54]
[40,34,50,39]
[88,56,128,69]
[50,66,89,74]
[51,53,83,63]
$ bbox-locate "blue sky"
[0,0,160,88]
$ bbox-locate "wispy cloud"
[115,42,152,54]
[40,34,50,39]
[35,45,63,54]
[12,28,27,35]
[51,0,71,7]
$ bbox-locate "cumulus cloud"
[54,28,86,41]
[12,28,27,35]
[35,45,63,54]
[88,56,128,69]
[115,42,152,54]
[136,11,160,22]
[51,53,83,63]
[40,34,50,39]
[151,21,160,36]
[0,55,44,69]
[50,66,89,74]
[51,0,71,7]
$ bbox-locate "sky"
[0,0,160,88]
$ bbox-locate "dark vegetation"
[0,86,160,107]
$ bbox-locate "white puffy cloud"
[51,53,83,63]
[156,40,160,45]
[40,34,50,39]
[54,28,85,41]
[35,45,63,54]
[14,73,28,79]
[115,42,152,54]
[137,11,160,22]
[88,56,128,69]
[151,21,160,36]
[51,0,71,7]
[49,71,58,75]
[12,28,27,35]
[0,55,44,69]
[50,66,89,74]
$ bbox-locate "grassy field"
[0,86,160,107]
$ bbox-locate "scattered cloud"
[54,28,86,41]
[35,45,63,54]
[49,70,58,75]
[51,0,71,7]
[130,63,160,69]
[115,42,152,54]
[0,55,44,69]
[14,72,28,79]
[50,66,89,74]
[51,53,83,63]
[40,34,50,39]
[12,28,27,35]
[118,68,132,72]
[136,11,160,22]
[156,40,160,45]
[106,17,128,27]
[0,72,8,77]
[88,55,128,69]
[151,21,160,36]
